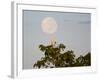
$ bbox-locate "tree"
[75,52,91,66]
[33,43,91,68]
[83,52,91,66]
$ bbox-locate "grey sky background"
[23,10,91,69]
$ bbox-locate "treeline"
[33,43,91,68]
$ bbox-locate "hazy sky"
[23,10,91,69]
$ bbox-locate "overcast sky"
[23,10,91,69]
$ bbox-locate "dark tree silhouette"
[75,52,91,66]
[33,43,91,68]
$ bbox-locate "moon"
[41,17,58,34]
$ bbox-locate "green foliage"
[33,43,91,68]
[75,52,91,66]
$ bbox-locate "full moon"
[41,17,58,34]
